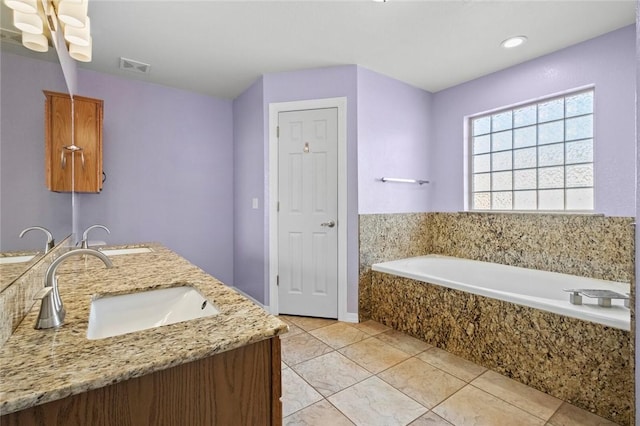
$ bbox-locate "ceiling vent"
[119,57,151,74]
[0,27,25,46]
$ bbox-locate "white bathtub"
[372,255,631,331]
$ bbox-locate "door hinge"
[276,275,279,286]
[277,201,280,212]
[276,126,279,138]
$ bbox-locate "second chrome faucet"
[80,224,110,249]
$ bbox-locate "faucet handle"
[81,224,110,249]
[19,226,55,253]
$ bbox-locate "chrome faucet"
[81,224,110,249]
[19,226,55,253]
[34,248,113,329]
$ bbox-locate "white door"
[278,108,338,318]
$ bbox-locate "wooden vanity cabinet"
[44,90,103,193]
[2,337,282,426]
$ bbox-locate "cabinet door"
[44,94,73,192]
[73,97,103,193]
[44,91,103,193]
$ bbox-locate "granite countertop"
[0,243,288,415]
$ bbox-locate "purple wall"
[430,25,636,216]
[75,69,235,284]
[0,52,72,251]
[233,77,266,302]
[357,67,433,214]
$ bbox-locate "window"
[469,89,594,211]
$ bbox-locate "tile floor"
[278,316,620,426]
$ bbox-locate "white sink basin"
[0,255,35,265]
[99,247,153,256]
[87,286,219,340]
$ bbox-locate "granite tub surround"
[359,213,431,320]
[427,213,634,283]
[358,212,634,320]
[0,239,71,347]
[369,272,633,426]
[0,243,288,415]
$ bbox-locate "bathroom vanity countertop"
[0,243,288,415]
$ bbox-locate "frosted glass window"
[566,115,593,141]
[538,167,564,189]
[474,193,491,209]
[514,147,536,169]
[538,144,564,167]
[514,126,536,148]
[514,191,537,210]
[514,169,536,190]
[474,135,490,154]
[491,171,512,191]
[473,117,491,136]
[566,140,593,164]
[566,188,593,210]
[538,99,564,123]
[470,89,593,211]
[474,173,490,192]
[492,130,512,151]
[492,192,513,210]
[492,111,512,132]
[513,106,536,128]
[566,164,593,188]
[474,154,491,173]
[538,121,564,145]
[539,190,564,210]
[566,92,593,117]
[492,151,512,171]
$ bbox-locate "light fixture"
[22,31,48,52]
[501,35,528,49]
[5,0,93,61]
[57,0,88,28]
[69,36,91,62]
[64,16,90,46]
[4,0,37,13]
[13,10,43,34]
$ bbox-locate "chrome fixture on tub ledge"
[34,248,112,329]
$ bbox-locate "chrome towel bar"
[380,177,429,185]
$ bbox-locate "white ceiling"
[2,1,637,99]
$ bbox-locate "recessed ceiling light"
[501,35,528,49]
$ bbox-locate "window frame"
[466,87,595,213]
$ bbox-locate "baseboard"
[231,286,269,312]
[340,312,359,323]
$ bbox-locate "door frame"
[268,97,348,321]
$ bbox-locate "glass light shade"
[4,0,37,13]
[64,16,90,46]
[22,31,48,52]
[13,10,43,34]
[69,36,91,62]
[57,0,88,28]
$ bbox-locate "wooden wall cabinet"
[44,90,103,193]
[2,337,283,426]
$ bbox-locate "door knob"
[320,220,335,228]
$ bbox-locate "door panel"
[278,108,338,318]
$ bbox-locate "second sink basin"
[0,255,35,264]
[87,286,219,340]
